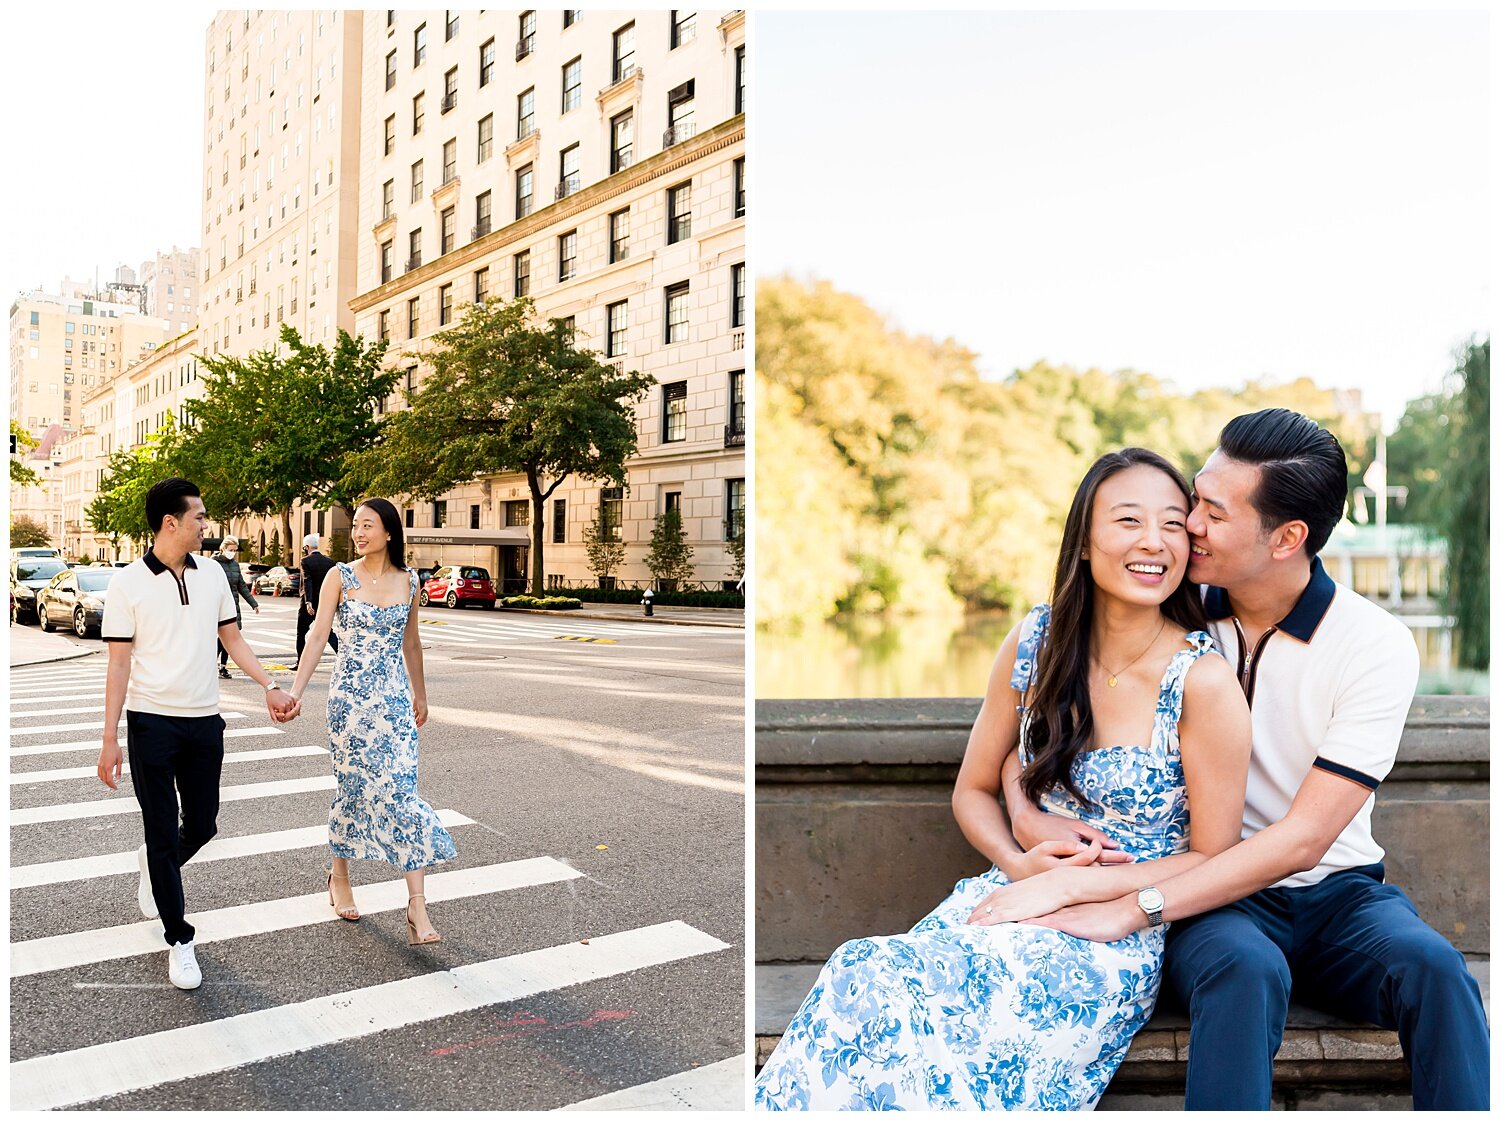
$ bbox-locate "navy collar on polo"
[143,549,199,575]
[1203,556,1337,643]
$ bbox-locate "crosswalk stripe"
[12,857,584,977]
[8,704,109,719]
[9,745,328,786]
[11,692,108,705]
[11,920,731,1110]
[11,725,284,758]
[8,713,249,738]
[9,674,107,689]
[11,810,478,889]
[11,775,335,826]
[559,1055,746,1111]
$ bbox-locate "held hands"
[266,688,301,723]
[968,864,1092,926]
[1007,810,1131,878]
[1027,895,1143,943]
[97,739,124,790]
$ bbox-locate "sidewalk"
[9,625,99,668]
[499,602,744,628]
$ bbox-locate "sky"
[753,10,1489,428]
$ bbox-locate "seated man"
[1007,408,1488,1110]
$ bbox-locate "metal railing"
[663,121,698,147]
[554,176,581,200]
[724,419,745,447]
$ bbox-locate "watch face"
[1139,888,1165,912]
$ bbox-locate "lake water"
[757,613,1486,699]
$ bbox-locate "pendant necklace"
[1097,618,1167,687]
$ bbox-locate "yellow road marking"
[553,635,618,645]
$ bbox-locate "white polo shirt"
[1204,557,1420,889]
[101,550,239,718]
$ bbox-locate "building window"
[412,91,425,135]
[378,309,391,342]
[558,230,578,281]
[441,206,456,254]
[563,11,580,29]
[381,179,394,221]
[515,163,533,218]
[385,49,397,91]
[663,381,687,442]
[609,208,630,264]
[601,487,623,542]
[443,66,458,113]
[469,504,481,529]
[411,158,424,202]
[439,283,453,325]
[413,22,427,67]
[671,10,697,48]
[478,114,494,162]
[667,182,692,244]
[474,266,489,303]
[726,478,745,540]
[405,507,415,528]
[562,57,581,113]
[517,10,537,57]
[732,263,746,328]
[665,282,689,343]
[442,138,457,184]
[612,22,635,84]
[733,157,745,218]
[506,499,531,527]
[480,37,496,86]
[666,80,696,145]
[474,190,492,239]
[735,46,746,115]
[408,228,423,270]
[728,369,745,441]
[517,87,535,139]
[408,297,420,338]
[553,498,566,543]
[514,249,531,297]
[433,501,447,528]
[384,114,396,155]
[446,10,459,40]
[558,143,580,198]
[606,300,628,357]
[381,241,394,283]
[610,110,633,172]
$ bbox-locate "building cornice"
[349,114,746,315]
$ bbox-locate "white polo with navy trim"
[1204,557,1420,889]
[100,550,239,718]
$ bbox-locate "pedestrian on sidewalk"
[295,533,338,668]
[96,478,300,991]
[288,497,456,946]
[211,536,259,679]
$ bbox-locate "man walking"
[211,535,258,679]
[96,478,300,990]
[1009,409,1488,1109]
[295,532,337,668]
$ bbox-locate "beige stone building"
[10,425,68,549]
[351,9,746,591]
[138,247,203,334]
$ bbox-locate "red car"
[419,565,496,609]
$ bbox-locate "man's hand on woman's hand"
[968,864,1095,925]
[1006,805,1131,874]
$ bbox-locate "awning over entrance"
[407,529,531,546]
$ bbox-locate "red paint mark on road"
[430,1008,636,1056]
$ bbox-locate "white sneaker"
[168,941,202,990]
[136,844,158,919]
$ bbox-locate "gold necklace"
[1096,618,1167,687]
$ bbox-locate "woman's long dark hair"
[357,497,407,570]
[1019,448,1208,809]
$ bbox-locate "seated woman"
[755,447,1252,1111]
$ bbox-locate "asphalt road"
[10,598,747,1110]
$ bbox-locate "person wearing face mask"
[210,535,259,679]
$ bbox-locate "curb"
[493,607,745,629]
[10,646,99,669]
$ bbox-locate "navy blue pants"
[126,711,225,946]
[1165,864,1489,1110]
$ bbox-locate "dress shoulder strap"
[1155,630,1219,728]
[337,561,359,590]
[1009,604,1051,707]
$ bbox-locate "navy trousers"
[126,711,225,946]
[1165,863,1489,1110]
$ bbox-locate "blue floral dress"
[326,563,456,871]
[755,605,1217,1111]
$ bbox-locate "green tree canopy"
[11,421,40,486]
[10,515,51,548]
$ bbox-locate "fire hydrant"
[642,589,655,617]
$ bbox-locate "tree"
[1440,339,1488,669]
[10,515,50,548]
[645,508,695,589]
[11,421,40,486]
[350,298,654,594]
[725,530,746,584]
[583,503,626,587]
[87,417,186,547]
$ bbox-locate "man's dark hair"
[145,478,201,534]
[1219,408,1347,556]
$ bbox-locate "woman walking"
[288,497,456,944]
[211,535,258,679]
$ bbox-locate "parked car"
[36,567,116,637]
[10,558,70,624]
[419,565,496,609]
[253,566,302,596]
[12,547,62,565]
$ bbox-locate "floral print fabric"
[755,605,1216,1110]
[326,563,456,871]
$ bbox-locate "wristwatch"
[263,680,283,692]
[1137,886,1166,927]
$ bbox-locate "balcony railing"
[441,92,457,113]
[554,176,581,200]
[248,281,256,294]
[663,121,698,147]
[725,418,746,447]
[471,218,492,239]
[732,330,745,350]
